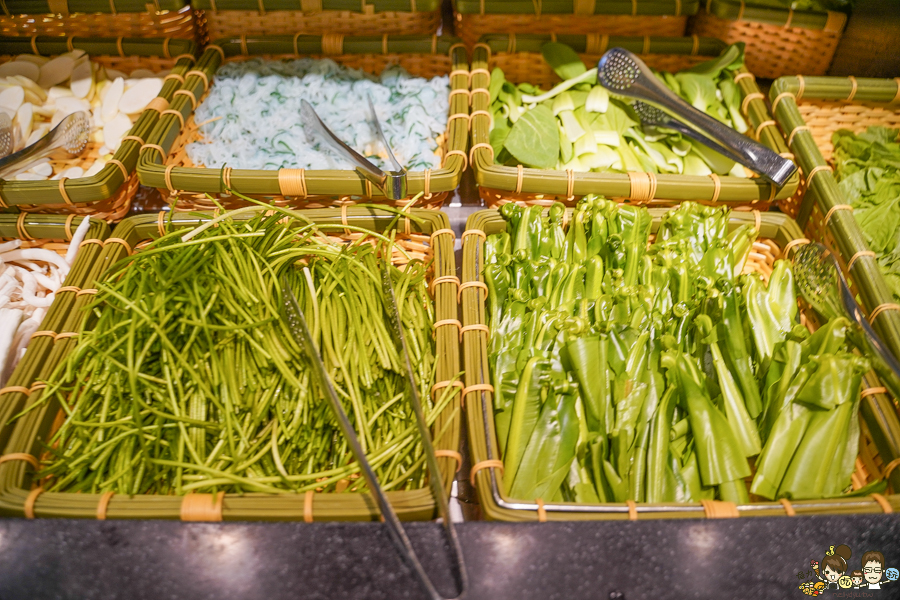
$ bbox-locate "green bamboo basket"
[461,207,900,520]
[469,34,799,208]
[0,36,196,221]
[136,35,468,213]
[192,0,442,43]
[690,0,848,79]
[452,0,697,48]
[770,76,900,366]
[0,207,463,521]
[0,213,109,454]
[0,0,196,41]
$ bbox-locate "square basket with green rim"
[0,213,109,455]
[193,0,441,43]
[136,34,469,213]
[0,0,196,41]
[689,0,848,79]
[452,0,697,49]
[469,34,799,208]
[0,36,196,222]
[769,76,900,367]
[0,207,463,521]
[460,207,900,521]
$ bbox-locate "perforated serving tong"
[281,276,466,600]
[300,97,408,200]
[596,48,798,187]
[0,111,90,180]
[791,241,900,400]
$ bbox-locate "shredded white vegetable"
[185,58,450,172]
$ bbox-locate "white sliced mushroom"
[0,61,39,82]
[101,77,124,123]
[102,113,132,152]
[118,78,162,115]
[38,55,75,89]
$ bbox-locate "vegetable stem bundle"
[24,209,454,496]
[485,200,879,504]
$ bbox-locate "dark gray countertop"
[1,515,899,600]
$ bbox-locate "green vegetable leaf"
[541,42,587,81]
[503,104,560,169]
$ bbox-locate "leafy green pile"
[832,126,900,302]
[488,43,750,177]
[484,200,883,503]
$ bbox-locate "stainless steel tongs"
[791,241,900,401]
[0,111,90,180]
[282,273,466,600]
[596,48,798,187]
[300,97,408,200]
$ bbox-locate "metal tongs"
[0,111,90,180]
[596,48,797,187]
[791,241,900,400]
[281,271,466,600]
[300,97,408,200]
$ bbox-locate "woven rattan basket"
[461,207,900,521]
[193,0,441,42]
[0,0,196,40]
[0,213,109,454]
[770,76,900,365]
[453,0,696,49]
[470,34,799,208]
[0,36,196,222]
[137,35,468,212]
[0,207,463,521]
[689,0,847,79]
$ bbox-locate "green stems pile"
[485,199,880,504]
[23,209,454,496]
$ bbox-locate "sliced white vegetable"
[70,58,93,99]
[118,78,162,114]
[0,86,24,114]
[12,77,47,102]
[0,240,21,254]
[30,103,54,118]
[16,55,49,66]
[0,307,23,385]
[64,50,86,61]
[101,77,124,122]
[25,125,49,146]
[33,272,59,292]
[48,85,74,100]
[105,68,126,80]
[54,96,91,114]
[83,159,105,178]
[5,316,39,383]
[0,61,39,82]
[27,162,52,177]
[38,56,75,89]
[0,249,70,276]
[102,113,132,152]
[52,166,84,180]
[15,102,32,147]
[65,215,91,265]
